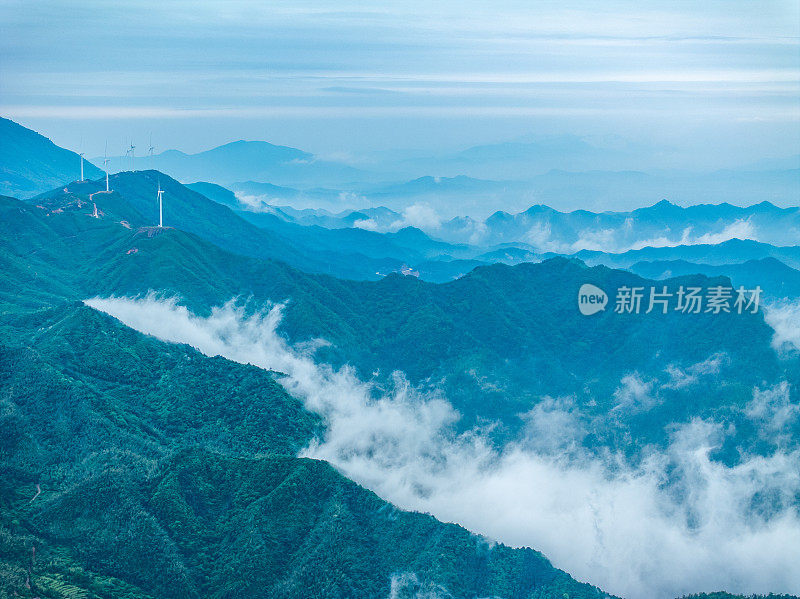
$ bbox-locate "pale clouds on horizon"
[0,0,797,160]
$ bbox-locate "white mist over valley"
[2,2,798,597]
[85,295,800,599]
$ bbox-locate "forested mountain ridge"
[0,295,611,598]
[29,171,479,283]
[629,258,800,299]
[2,174,798,598]
[0,117,104,198]
[28,171,413,281]
[3,188,794,458]
[0,170,622,598]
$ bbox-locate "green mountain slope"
[1,192,793,459]
[677,595,798,599]
[93,229,787,454]
[629,257,800,299]
[185,179,477,276]
[1,183,798,599]
[0,118,104,198]
[30,171,409,281]
[0,301,610,599]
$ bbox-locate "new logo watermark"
[578,283,608,315]
[578,283,762,315]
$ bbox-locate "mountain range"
[4,113,796,219]
[183,178,800,295]
[430,200,800,249]
[223,170,800,217]
[629,258,800,299]
[7,179,794,457]
[0,188,620,599]
[573,238,800,272]
[74,121,799,213]
[0,285,605,599]
[184,171,800,257]
[2,117,799,599]
[0,117,103,198]
[98,140,369,187]
[29,171,418,281]
[3,175,799,597]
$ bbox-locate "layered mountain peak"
[0,117,104,198]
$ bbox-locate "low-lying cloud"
[765,300,800,353]
[354,203,444,233]
[522,218,759,254]
[85,295,800,599]
[389,572,452,599]
[397,203,442,230]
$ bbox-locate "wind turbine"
[103,141,110,192]
[157,182,165,227]
[148,133,155,170]
[78,136,85,181]
[127,142,136,171]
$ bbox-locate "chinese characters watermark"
[579,284,761,315]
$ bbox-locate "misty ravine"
[85,294,800,599]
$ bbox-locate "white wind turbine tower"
[157,182,165,227]
[148,134,155,169]
[103,141,111,192]
[127,142,136,171]
[78,136,85,181]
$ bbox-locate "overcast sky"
[1,0,798,167]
